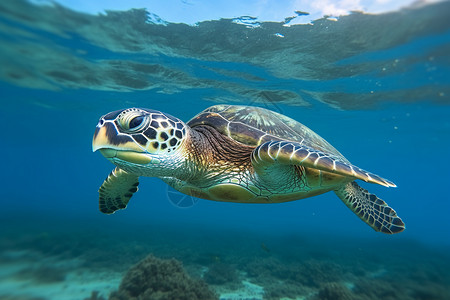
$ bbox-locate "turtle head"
[93,108,188,177]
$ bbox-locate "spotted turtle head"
[93,108,188,175]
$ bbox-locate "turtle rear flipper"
[335,181,405,234]
[98,167,139,214]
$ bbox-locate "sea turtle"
[92,104,405,234]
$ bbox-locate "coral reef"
[2,220,450,300]
[109,254,218,300]
[204,262,240,285]
[84,291,106,300]
[295,259,343,287]
[313,282,353,300]
[244,256,343,299]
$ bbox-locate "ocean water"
[1,0,450,299]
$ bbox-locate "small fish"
[261,242,270,253]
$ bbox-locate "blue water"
[1,0,450,299]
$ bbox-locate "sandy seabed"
[1,217,449,300]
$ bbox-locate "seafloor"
[1,215,449,300]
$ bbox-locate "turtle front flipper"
[335,182,405,234]
[251,141,396,187]
[98,167,139,214]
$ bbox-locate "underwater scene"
[1,0,450,299]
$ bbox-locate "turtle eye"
[117,110,148,133]
[129,116,145,130]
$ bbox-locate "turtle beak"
[97,148,153,164]
[92,121,142,153]
[93,122,154,165]
[92,125,110,153]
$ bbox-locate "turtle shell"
[187,104,347,161]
